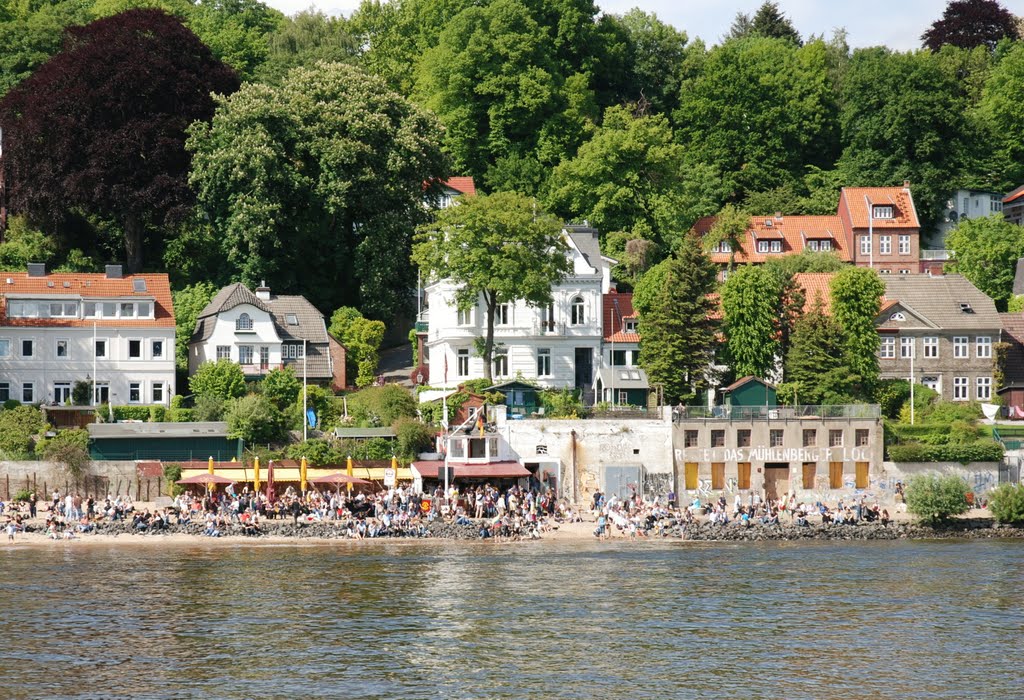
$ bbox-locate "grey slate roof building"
[189,283,344,386]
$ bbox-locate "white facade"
[0,269,176,406]
[932,189,1005,248]
[189,302,285,375]
[423,227,614,392]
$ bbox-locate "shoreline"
[3,511,1022,547]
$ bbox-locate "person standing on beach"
[28,493,37,520]
[6,519,16,541]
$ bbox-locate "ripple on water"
[0,539,1022,699]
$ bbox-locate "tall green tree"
[413,192,569,381]
[189,358,247,401]
[187,61,446,317]
[544,105,719,255]
[185,0,284,81]
[836,48,970,229]
[704,203,749,271]
[637,235,718,403]
[945,214,1024,308]
[726,2,801,45]
[720,265,782,380]
[977,43,1024,187]
[329,306,385,388]
[172,281,218,372]
[674,37,838,200]
[0,9,239,272]
[784,297,854,404]
[256,9,358,84]
[830,267,885,395]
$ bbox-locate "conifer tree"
[637,234,718,403]
[784,296,854,404]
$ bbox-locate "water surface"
[1,539,1021,698]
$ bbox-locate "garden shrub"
[905,473,970,524]
[988,483,1024,525]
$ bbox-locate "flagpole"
[92,321,97,406]
[302,338,308,441]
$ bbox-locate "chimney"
[774,211,782,218]
[26,262,45,277]
[105,264,123,279]
[903,180,911,188]
[256,280,271,301]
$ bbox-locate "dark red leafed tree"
[921,0,1020,52]
[0,9,239,272]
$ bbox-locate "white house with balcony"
[189,282,345,390]
[0,264,176,406]
[421,225,615,399]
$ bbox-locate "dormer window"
[770,240,782,253]
[872,205,894,219]
[757,240,769,253]
[624,320,638,332]
[236,312,253,330]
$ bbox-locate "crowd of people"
[589,488,895,539]
[1,481,907,543]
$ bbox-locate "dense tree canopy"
[0,9,239,272]
[830,267,886,396]
[720,265,782,380]
[187,61,445,317]
[945,214,1024,308]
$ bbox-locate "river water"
[1,539,1021,699]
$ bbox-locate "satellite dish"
[947,210,959,222]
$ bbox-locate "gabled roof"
[88,421,229,439]
[198,282,269,317]
[440,177,477,197]
[880,275,1000,330]
[0,271,174,328]
[793,272,838,315]
[565,225,616,271]
[1003,184,1024,204]
[603,291,639,342]
[722,375,776,392]
[1000,313,1024,386]
[839,186,920,229]
[696,215,850,265]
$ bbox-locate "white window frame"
[22,382,34,403]
[953,336,968,359]
[53,382,72,404]
[873,205,894,219]
[976,336,992,359]
[152,383,165,404]
[537,348,551,377]
[860,236,871,256]
[880,337,895,359]
[456,348,470,377]
[899,337,914,359]
[93,382,109,405]
[94,338,108,359]
[20,339,33,358]
[457,308,472,326]
[807,240,819,252]
[898,235,910,255]
[493,348,508,377]
[216,345,230,360]
[923,337,939,359]
[239,345,254,365]
[953,376,969,401]
[757,240,770,253]
[770,240,782,253]
[0,338,9,358]
[976,377,991,401]
[570,297,585,326]
[55,338,69,359]
[236,312,253,331]
[879,236,891,255]
[494,303,510,326]
[151,339,164,360]
[127,338,143,360]
[128,382,142,404]
[820,240,832,251]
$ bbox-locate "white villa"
[420,225,648,404]
[0,264,176,405]
[189,282,345,390]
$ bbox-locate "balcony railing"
[673,404,881,421]
[920,249,951,261]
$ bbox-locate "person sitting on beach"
[880,509,891,526]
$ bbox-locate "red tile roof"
[603,291,639,342]
[0,271,174,328]
[1003,185,1024,204]
[441,177,477,197]
[793,272,838,315]
[697,214,850,264]
[838,186,919,229]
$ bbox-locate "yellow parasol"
[253,455,261,493]
[391,454,399,485]
[300,456,308,493]
[346,454,353,493]
[208,455,215,492]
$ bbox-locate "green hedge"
[888,440,1004,464]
